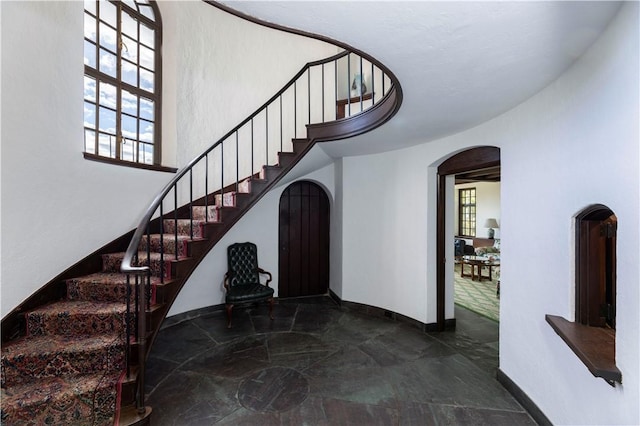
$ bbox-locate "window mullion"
[115,2,123,160]
[93,1,100,156]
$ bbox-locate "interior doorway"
[278,181,330,298]
[437,147,501,330]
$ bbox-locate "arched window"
[576,205,617,329]
[83,0,162,167]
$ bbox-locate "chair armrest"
[258,267,272,286]
[223,272,230,290]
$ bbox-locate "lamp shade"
[484,218,499,228]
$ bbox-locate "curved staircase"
[1,8,401,425]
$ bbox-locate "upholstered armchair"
[224,242,274,328]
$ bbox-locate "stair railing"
[121,49,396,413]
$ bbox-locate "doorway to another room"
[453,178,501,322]
[437,147,501,330]
[278,181,330,298]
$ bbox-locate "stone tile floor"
[145,297,536,425]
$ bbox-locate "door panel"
[279,181,329,298]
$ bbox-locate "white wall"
[497,5,639,424]
[0,1,337,316]
[454,181,501,239]
[337,3,638,424]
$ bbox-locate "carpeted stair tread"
[162,219,211,238]
[25,300,127,336]
[139,233,194,256]
[214,191,236,207]
[67,272,160,304]
[1,370,121,426]
[191,205,222,221]
[102,251,185,278]
[1,332,125,388]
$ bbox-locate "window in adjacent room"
[83,0,162,166]
[458,188,476,237]
[576,205,617,329]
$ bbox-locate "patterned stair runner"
[1,152,304,424]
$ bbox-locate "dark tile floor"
[145,297,537,425]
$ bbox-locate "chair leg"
[226,304,234,328]
[268,297,274,320]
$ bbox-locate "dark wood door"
[279,181,330,298]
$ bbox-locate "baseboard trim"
[496,369,552,426]
[164,293,457,334]
[329,290,456,332]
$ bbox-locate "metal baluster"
[371,62,375,105]
[335,60,338,119]
[279,95,283,152]
[308,68,311,125]
[359,56,364,112]
[347,53,351,117]
[189,169,193,240]
[174,183,178,262]
[159,203,164,284]
[146,224,151,309]
[265,108,269,165]
[294,81,297,138]
[136,270,146,414]
[205,154,209,221]
[221,143,224,216]
[322,63,325,123]
[382,69,385,97]
[236,131,239,192]
[250,120,254,179]
[125,273,131,377]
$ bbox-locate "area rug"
[454,264,500,322]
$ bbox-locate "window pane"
[140,23,154,48]
[121,60,138,87]
[140,69,154,91]
[122,138,135,162]
[140,97,153,120]
[139,142,154,164]
[84,75,97,102]
[99,48,117,78]
[122,114,138,140]
[98,81,116,109]
[121,35,138,63]
[84,40,97,68]
[122,89,138,115]
[140,120,153,143]
[139,5,155,21]
[84,12,96,42]
[140,44,154,70]
[98,132,115,157]
[99,0,117,27]
[84,101,96,129]
[85,129,96,154]
[98,107,116,134]
[122,0,136,10]
[99,22,117,52]
[84,0,97,15]
[122,11,138,40]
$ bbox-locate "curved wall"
[336,3,638,424]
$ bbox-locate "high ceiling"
[219,1,621,158]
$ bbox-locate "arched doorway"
[278,181,330,298]
[437,147,501,330]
